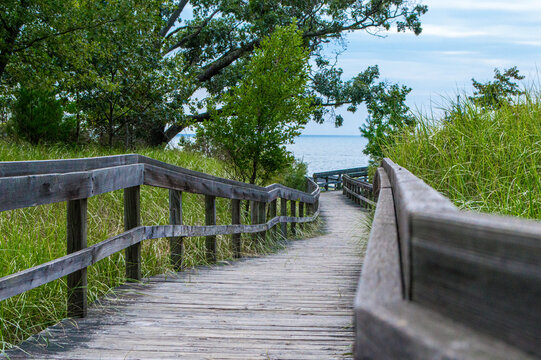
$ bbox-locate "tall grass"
[0,141,319,350]
[384,91,541,219]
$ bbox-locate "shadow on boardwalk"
[6,192,366,360]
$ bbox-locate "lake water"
[172,134,369,176]
[286,135,369,175]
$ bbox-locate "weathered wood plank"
[280,198,287,238]
[381,157,457,298]
[0,154,139,177]
[169,190,183,271]
[4,192,356,360]
[231,199,242,258]
[0,164,144,212]
[410,210,541,357]
[290,200,297,236]
[124,186,141,281]
[269,199,277,239]
[258,201,267,243]
[205,195,217,263]
[343,185,376,207]
[66,198,88,318]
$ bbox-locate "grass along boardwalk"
[5,191,366,359]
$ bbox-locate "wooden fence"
[342,174,375,208]
[313,167,368,191]
[347,158,540,359]
[0,154,320,319]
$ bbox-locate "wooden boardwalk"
[7,191,366,359]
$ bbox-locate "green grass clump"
[384,91,541,219]
[0,141,319,350]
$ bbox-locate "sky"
[303,0,541,135]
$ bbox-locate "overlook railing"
[313,167,368,191]
[342,174,375,208]
[342,159,540,359]
[0,154,320,318]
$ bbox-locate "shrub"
[10,87,74,144]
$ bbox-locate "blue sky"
[303,0,541,135]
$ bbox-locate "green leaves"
[360,82,415,163]
[199,23,316,184]
[470,66,525,110]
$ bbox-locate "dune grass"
[0,140,320,351]
[384,92,541,219]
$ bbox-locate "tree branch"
[159,0,189,38]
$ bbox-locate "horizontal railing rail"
[342,174,375,208]
[353,158,541,359]
[313,166,368,191]
[0,155,320,318]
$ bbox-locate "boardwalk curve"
[6,191,366,359]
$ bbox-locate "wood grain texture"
[410,211,541,357]
[205,195,217,263]
[381,158,457,298]
[5,192,362,360]
[231,199,241,258]
[169,190,183,271]
[0,164,144,212]
[66,198,88,318]
[353,170,534,360]
[124,186,141,281]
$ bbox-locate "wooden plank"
[410,211,541,357]
[313,167,368,177]
[4,192,358,360]
[0,164,144,212]
[144,165,316,204]
[231,199,241,258]
[290,200,297,236]
[0,227,146,301]
[66,198,88,318]
[258,201,267,243]
[0,154,139,177]
[124,186,141,281]
[269,199,277,239]
[280,198,287,238]
[169,190,183,271]
[343,186,376,207]
[381,158,457,298]
[205,195,217,263]
[298,202,304,231]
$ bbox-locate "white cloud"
[424,0,541,12]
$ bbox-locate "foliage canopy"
[198,23,315,185]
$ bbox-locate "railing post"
[67,198,88,318]
[231,199,241,258]
[280,198,287,238]
[124,186,141,281]
[258,201,267,243]
[169,190,183,271]
[298,202,304,231]
[205,195,217,263]
[251,200,259,244]
[270,199,277,239]
[342,177,346,195]
[290,200,297,236]
[324,177,329,191]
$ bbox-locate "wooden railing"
[346,158,540,359]
[342,174,375,208]
[0,154,320,318]
[313,167,368,191]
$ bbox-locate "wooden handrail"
[342,174,375,208]
[353,158,541,359]
[0,155,320,318]
[313,166,369,191]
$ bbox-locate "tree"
[197,23,315,185]
[157,0,428,144]
[10,86,74,144]
[360,82,415,163]
[469,66,525,109]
